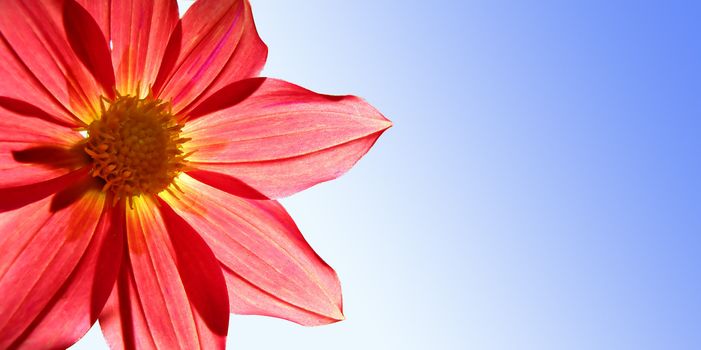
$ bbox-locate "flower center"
[84,95,189,200]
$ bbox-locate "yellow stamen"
[84,95,188,202]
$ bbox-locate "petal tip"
[332,309,346,323]
[302,307,345,327]
[381,117,393,130]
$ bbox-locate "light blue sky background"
[74,0,700,349]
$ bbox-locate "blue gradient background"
[73,0,701,349]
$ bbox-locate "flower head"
[85,94,190,202]
[0,0,391,348]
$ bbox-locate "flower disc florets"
[84,95,189,201]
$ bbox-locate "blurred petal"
[161,174,344,326]
[0,186,106,349]
[99,197,228,350]
[183,78,392,198]
[178,0,268,116]
[154,0,246,113]
[0,0,114,123]
[8,201,124,349]
[111,0,179,96]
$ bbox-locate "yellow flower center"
[84,95,189,201]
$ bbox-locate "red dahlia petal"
[74,0,110,40]
[110,0,179,96]
[62,0,116,100]
[178,0,268,117]
[0,188,108,349]
[99,197,229,350]
[0,167,91,213]
[182,78,392,199]
[161,174,345,326]
[0,34,79,127]
[153,0,247,113]
[7,201,124,349]
[0,104,86,191]
[0,0,114,124]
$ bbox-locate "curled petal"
[99,196,229,350]
[161,174,344,326]
[183,78,392,199]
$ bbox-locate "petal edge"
[183,78,392,199]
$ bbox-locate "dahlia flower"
[0,0,390,348]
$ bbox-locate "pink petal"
[0,32,79,127]
[99,196,229,350]
[8,201,124,349]
[182,78,392,199]
[153,0,246,113]
[110,0,179,96]
[161,174,344,326]
[0,167,91,213]
[0,0,114,123]
[178,0,268,117]
[0,185,107,349]
[63,0,116,99]
[187,169,267,200]
[0,105,86,191]
[75,0,110,40]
